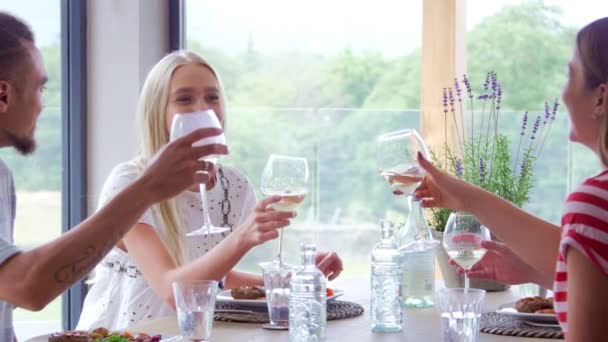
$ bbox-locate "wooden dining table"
[129,276,557,341]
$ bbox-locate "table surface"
[129,277,557,341]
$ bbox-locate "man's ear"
[0,81,11,113]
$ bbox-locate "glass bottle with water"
[371,220,403,333]
[289,243,326,342]
[399,197,439,308]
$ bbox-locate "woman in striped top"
[411,17,608,340]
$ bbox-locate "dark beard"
[6,130,36,155]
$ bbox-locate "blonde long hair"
[135,50,226,266]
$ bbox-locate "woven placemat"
[480,312,563,339]
[214,300,364,323]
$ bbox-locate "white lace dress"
[76,160,256,331]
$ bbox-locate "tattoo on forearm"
[53,234,118,284]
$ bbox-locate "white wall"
[87,0,169,213]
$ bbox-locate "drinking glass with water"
[436,288,486,342]
[260,261,295,330]
[173,280,219,341]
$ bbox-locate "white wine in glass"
[442,212,491,290]
[376,129,429,213]
[169,109,229,236]
[378,164,425,195]
[261,190,308,212]
[260,154,309,265]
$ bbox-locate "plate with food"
[524,321,561,328]
[25,327,173,342]
[496,296,558,324]
[216,286,344,307]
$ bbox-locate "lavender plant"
[430,72,559,232]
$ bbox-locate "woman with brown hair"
[413,17,608,340]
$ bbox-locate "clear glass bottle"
[399,197,439,308]
[371,220,403,333]
[289,243,326,342]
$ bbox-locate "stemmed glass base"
[186,225,230,237]
[186,183,230,237]
[262,322,289,330]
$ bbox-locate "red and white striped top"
[554,169,608,334]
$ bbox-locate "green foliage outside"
[186,1,598,270]
[1,0,601,273]
[3,1,603,332]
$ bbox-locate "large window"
[185,0,422,273]
[0,0,63,339]
[467,0,608,224]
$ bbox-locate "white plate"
[216,289,344,308]
[496,301,558,324]
[524,320,561,328]
[25,332,175,342]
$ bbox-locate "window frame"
[169,0,185,51]
[60,0,88,330]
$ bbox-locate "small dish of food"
[496,296,558,324]
[25,327,169,342]
[216,286,343,308]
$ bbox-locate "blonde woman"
[77,50,343,330]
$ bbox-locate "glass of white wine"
[260,154,309,265]
[169,110,229,236]
[442,212,491,290]
[376,129,429,212]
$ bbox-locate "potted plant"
[430,72,558,291]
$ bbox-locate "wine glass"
[260,154,309,265]
[442,212,491,290]
[169,109,229,236]
[376,129,430,212]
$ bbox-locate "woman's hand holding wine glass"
[377,129,429,210]
[235,195,297,249]
[442,212,491,290]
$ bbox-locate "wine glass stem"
[276,229,284,265]
[407,194,421,206]
[464,270,470,291]
[199,183,214,234]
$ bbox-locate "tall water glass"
[260,261,295,330]
[173,280,218,341]
[436,288,486,342]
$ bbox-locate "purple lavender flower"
[543,101,550,125]
[479,158,486,182]
[455,159,464,177]
[454,78,462,103]
[443,88,448,114]
[496,82,502,110]
[490,72,498,98]
[483,72,490,93]
[520,160,529,178]
[478,72,493,100]
[520,111,528,136]
[462,74,473,99]
[448,87,455,113]
[530,115,541,140]
[552,99,559,120]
